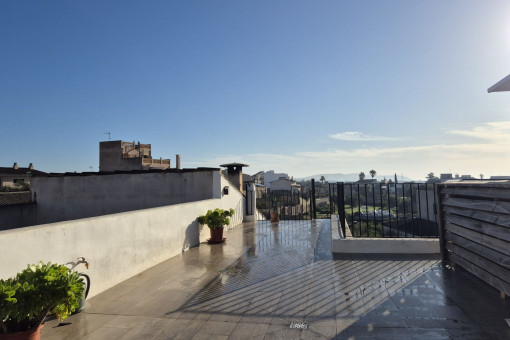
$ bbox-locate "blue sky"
[2,1,510,180]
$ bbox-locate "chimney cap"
[220,162,249,168]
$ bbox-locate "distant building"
[252,171,264,185]
[441,173,477,182]
[490,176,510,180]
[263,170,289,189]
[440,173,453,182]
[458,174,476,180]
[99,140,171,172]
[0,163,46,187]
[269,177,301,193]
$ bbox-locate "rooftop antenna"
[104,132,111,141]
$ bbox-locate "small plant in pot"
[0,262,85,340]
[197,208,235,244]
[270,197,280,222]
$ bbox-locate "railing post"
[311,179,316,219]
[329,183,333,216]
[337,182,346,238]
[435,183,447,261]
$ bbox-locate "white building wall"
[0,174,244,299]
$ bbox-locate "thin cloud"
[329,131,396,141]
[190,122,510,179]
[298,142,507,159]
[447,121,510,142]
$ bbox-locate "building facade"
[0,163,45,187]
[99,140,171,172]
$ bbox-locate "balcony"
[41,219,510,339]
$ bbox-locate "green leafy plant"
[0,262,84,334]
[197,208,235,229]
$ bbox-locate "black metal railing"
[256,188,312,220]
[330,182,438,238]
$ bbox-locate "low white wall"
[0,175,244,298]
[331,215,439,254]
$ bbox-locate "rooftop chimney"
[176,154,181,169]
[220,163,249,192]
[13,162,18,170]
[29,163,34,170]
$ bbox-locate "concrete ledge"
[244,215,256,222]
[331,215,440,254]
[332,237,439,254]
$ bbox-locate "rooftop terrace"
[42,220,510,339]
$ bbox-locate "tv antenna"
[104,132,111,141]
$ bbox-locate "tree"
[359,172,365,181]
[320,176,326,185]
[480,174,484,179]
[426,172,439,183]
[369,170,376,179]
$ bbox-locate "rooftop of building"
[0,163,46,176]
[41,219,510,339]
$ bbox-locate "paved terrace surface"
[42,220,510,339]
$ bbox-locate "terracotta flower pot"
[209,227,225,243]
[270,212,279,222]
[0,324,44,340]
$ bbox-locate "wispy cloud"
[447,121,510,142]
[189,122,510,179]
[329,131,396,141]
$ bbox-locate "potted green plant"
[270,197,279,222]
[197,208,235,244]
[0,262,85,340]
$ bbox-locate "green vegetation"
[197,208,235,229]
[0,262,84,334]
[0,182,30,192]
[426,172,440,183]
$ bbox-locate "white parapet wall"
[31,169,223,225]
[331,215,440,254]
[0,175,244,298]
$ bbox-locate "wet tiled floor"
[42,220,510,339]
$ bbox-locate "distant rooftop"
[0,163,46,176]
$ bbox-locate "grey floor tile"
[80,325,132,340]
[153,319,205,339]
[195,320,238,336]
[229,322,269,338]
